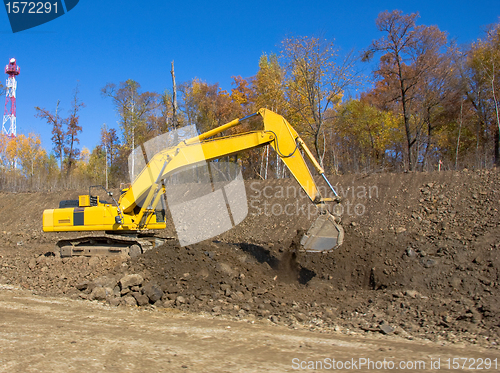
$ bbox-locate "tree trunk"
[491,71,500,166]
[171,61,179,131]
[455,102,463,170]
[399,73,413,170]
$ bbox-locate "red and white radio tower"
[2,58,20,138]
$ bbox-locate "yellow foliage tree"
[336,100,403,171]
[280,35,356,166]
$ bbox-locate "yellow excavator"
[43,109,344,256]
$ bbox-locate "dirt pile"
[0,169,499,348]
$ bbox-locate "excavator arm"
[43,109,344,253]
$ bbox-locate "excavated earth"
[0,169,500,350]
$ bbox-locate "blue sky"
[0,0,498,153]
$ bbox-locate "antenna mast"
[2,58,20,138]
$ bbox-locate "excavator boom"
[43,109,344,255]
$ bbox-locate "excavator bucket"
[300,213,344,253]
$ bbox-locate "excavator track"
[57,233,174,258]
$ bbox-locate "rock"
[142,282,163,303]
[104,287,114,298]
[262,262,272,271]
[175,296,186,305]
[420,258,437,268]
[28,258,37,270]
[131,292,149,306]
[162,292,176,301]
[295,313,306,323]
[92,276,118,289]
[90,286,107,301]
[255,288,267,295]
[216,263,235,276]
[473,256,483,265]
[405,290,420,298]
[449,276,462,289]
[121,295,137,306]
[405,248,417,258]
[119,274,143,289]
[75,281,90,291]
[379,323,395,335]
[108,297,121,307]
[163,299,175,308]
[396,227,406,234]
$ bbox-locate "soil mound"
[0,169,499,347]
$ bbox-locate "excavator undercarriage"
[56,232,170,258]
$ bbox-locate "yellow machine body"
[42,204,166,232]
[43,109,344,253]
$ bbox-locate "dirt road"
[0,285,498,373]
[1,170,500,371]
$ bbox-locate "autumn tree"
[230,75,254,115]
[34,84,84,177]
[253,54,288,114]
[100,124,120,187]
[16,133,46,179]
[64,85,84,175]
[467,21,500,165]
[101,79,159,151]
[84,145,106,186]
[280,35,357,166]
[0,134,17,170]
[363,10,449,170]
[334,99,402,171]
[416,44,458,169]
[35,100,65,171]
[181,79,239,134]
[0,133,52,191]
